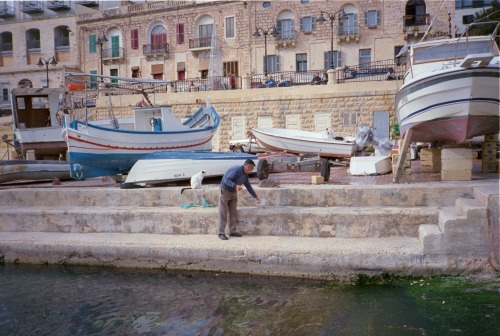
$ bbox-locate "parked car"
[229,138,269,154]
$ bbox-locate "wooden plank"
[392,128,413,183]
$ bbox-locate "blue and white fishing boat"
[63,99,220,180]
[123,151,257,186]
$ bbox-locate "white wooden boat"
[251,128,356,158]
[123,151,257,186]
[395,22,500,144]
[0,160,70,183]
[63,100,220,180]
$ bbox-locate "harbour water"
[0,264,498,335]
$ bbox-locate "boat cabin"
[11,88,67,160]
[133,106,187,132]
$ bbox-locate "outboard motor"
[355,125,393,156]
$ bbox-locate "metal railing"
[173,75,240,92]
[102,47,124,59]
[188,37,212,49]
[143,43,169,56]
[251,70,328,89]
[338,59,405,83]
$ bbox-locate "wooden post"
[392,128,413,183]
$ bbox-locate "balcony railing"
[75,1,98,7]
[26,40,41,50]
[102,47,124,60]
[143,43,169,57]
[47,0,71,11]
[0,43,13,55]
[55,37,70,51]
[189,37,212,49]
[251,70,328,88]
[338,59,406,83]
[21,1,44,14]
[338,24,359,37]
[0,4,15,18]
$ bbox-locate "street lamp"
[316,10,347,69]
[95,34,108,80]
[252,26,278,76]
[37,56,57,88]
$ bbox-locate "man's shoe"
[229,232,242,237]
[218,234,228,240]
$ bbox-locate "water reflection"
[0,264,498,335]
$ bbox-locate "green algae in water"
[0,265,498,335]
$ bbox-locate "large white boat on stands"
[251,128,357,158]
[395,21,500,144]
[62,73,220,180]
[123,151,257,187]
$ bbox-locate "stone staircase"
[0,183,497,279]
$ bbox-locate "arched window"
[405,0,427,26]
[0,32,13,55]
[277,10,295,40]
[18,79,33,88]
[150,25,167,52]
[195,16,214,48]
[54,26,70,51]
[26,28,40,52]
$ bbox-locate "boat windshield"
[413,40,494,64]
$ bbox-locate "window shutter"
[377,10,381,25]
[276,55,280,72]
[364,11,368,26]
[89,35,96,54]
[130,29,138,49]
[176,23,185,44]
[300,17,304,31]
[337,51,342,68]
[312,17,315,30]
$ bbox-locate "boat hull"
[125,151,257,184]
[64,105,219,179]
[396,65,500,144]
[0,160,70,183]
[252,128,356,158]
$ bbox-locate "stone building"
[74,0,456,80]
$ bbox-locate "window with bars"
[176,23,185,44]
[131,29,138,49]
[225,17,235,38]
[223,61,238,76]
[343,112,357,127]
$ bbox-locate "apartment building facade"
[74,0,455,82]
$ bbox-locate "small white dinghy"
[122,151,258,187]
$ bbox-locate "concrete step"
[0,184,476,208]
[455,197,487,218]
[0,205,439,238]
[0,232,429,279]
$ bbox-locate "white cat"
[180,170,206,194]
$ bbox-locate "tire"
[320,160,330,182]
[232,146,244,153]
[257,159,270,180]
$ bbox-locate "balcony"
[47,0,71,11]
[75,1,98,7]
[337,25,360,43]
[21,1,44,14]
[0,4,15,18]
[188,37,212,53]
[275,30,296,48]
[143,43,169,59]
[102,47,125,63]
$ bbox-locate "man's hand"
[236,185,243,191]
[255,196,261,201]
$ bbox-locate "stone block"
[482,162,499,173]
[441,158,473,170]
[482,141,499,150]
[441,169,472,181]
[311,176,324,184]
[441,148,471,160]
